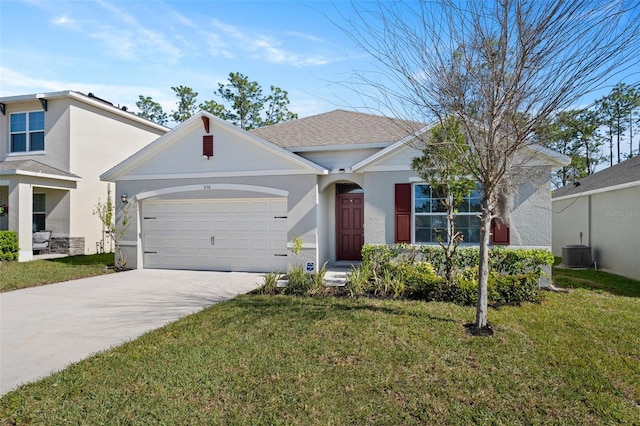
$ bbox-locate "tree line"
[135,72,297,130]
[538,82,640,189]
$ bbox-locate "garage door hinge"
[274,254,288,257]
[274,216,287,219]
[144,217,157,220]
[144,251,158,254]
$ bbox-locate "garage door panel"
[143,198,288,272]
[231,220,250,231]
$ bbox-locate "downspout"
[588,195,596,269]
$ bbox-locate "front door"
[336,193,364,261]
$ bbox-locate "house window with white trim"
[413,183,482,244]
[33,193,46,232]
[10,111,45,152]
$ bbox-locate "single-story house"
[0,91,168,261]
[552,155,640,280]
[101,109,568,273]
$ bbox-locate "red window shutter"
[491,219,510,245]
[203,135,214,157]
[395,183,411,243]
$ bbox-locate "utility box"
[562,245,593,268]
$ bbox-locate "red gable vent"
[203,135,214,158]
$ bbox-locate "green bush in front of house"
[342,244,551,306]
[0,231,19,261]
[256,244,551,305]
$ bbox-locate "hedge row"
[0,231,19,261]
[344,245,553,306]
[345,260,540,306]
[361,244,554,278]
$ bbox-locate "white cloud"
[205,19,333,67]
[51,14,80,30]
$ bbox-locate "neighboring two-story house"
[0,91,168,261]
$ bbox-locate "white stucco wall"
[115,174,320,271]
[68,100,166,253]
[363,170,416,245]
[363,168,554,249]
[553,185,640,280]
[0,98,72,171]
[508,168,554,248]
[552,197,590,254]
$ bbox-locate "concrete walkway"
[0,269,262,396]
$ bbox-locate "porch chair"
[32,230,52,254]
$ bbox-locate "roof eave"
[0,169,82,182]
[0,91,170,133]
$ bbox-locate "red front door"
[336,193,364,261]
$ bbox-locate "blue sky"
[0,0,371,119]
[1,1,639,125]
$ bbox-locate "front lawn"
[0,253,114,292]
[1,269,638,424]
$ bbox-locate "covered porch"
[0,160,80,261]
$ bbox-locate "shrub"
[256,263,329,297]
[345,264,373,297]
[306,262,329,297]
[282,265,309,296]
[257,271,283,295]
[490,273,540,306]
[361,244,554,282]
[388,261,443,300]
[433,278,478,305]
[0,231,19,261]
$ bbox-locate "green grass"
[0,253,114,292]
[1,267,639,425]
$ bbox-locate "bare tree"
[411,117,477,283]
[340,0,640,331]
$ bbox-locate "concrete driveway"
[0,269,262,396]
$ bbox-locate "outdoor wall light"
[121,194,129,204]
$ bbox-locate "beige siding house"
[552,156,640,280]
[0,91,168,261]
[102,110,567,275]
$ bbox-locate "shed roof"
[250,109,424,149]
[552,155,640,198]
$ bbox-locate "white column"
[9,181,33,262]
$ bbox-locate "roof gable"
[250,109,423,149]
[553,155,640,199]
[101,112,326,181]
[353,132,570,173]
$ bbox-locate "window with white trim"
[413,183,482,244]
[33,193,46,232]
[10,111,45,152]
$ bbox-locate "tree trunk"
[475,202,492,329]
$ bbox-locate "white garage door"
[142,198,288,272]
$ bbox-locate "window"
[33,193,46,232]
[10,111,45,152]
[413,183,482,244]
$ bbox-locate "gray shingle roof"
[552,155,640,198]
[250,109,424,149]
[0,159,80,179]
